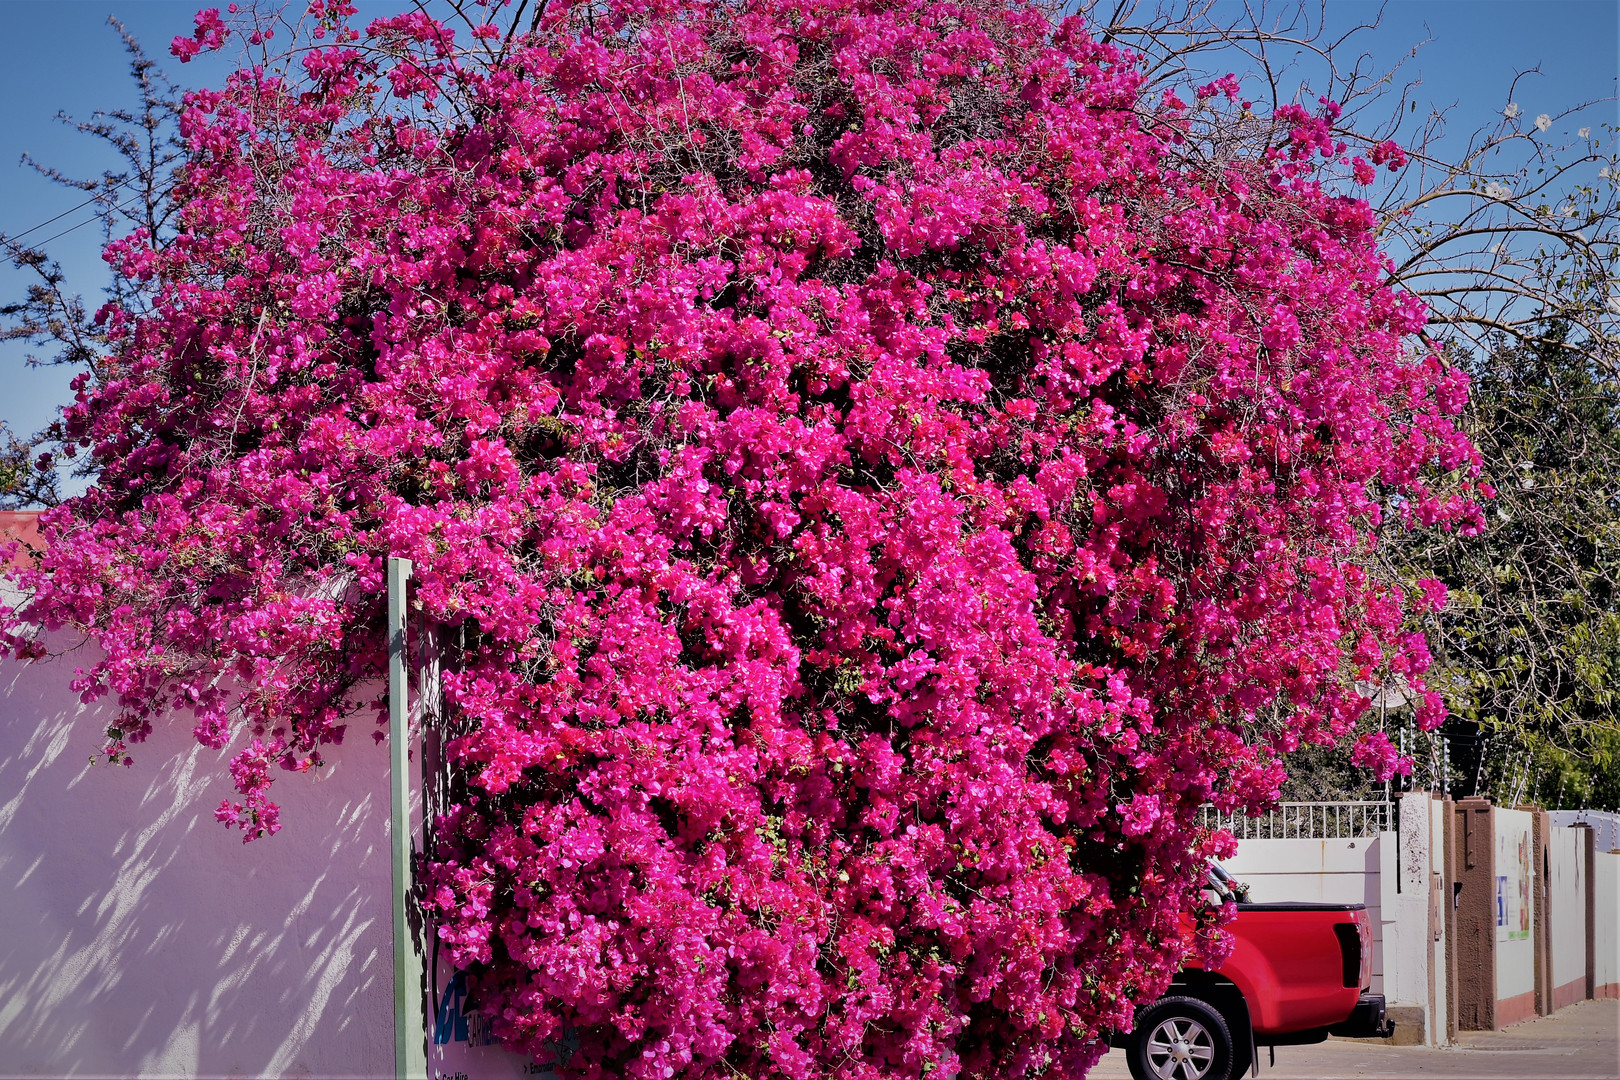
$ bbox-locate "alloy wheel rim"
[1145,1015,1216,1080]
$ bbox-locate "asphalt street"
[1088,997,1620,1079]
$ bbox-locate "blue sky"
[0,0,1615,478]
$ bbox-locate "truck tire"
[1125,995,1235,1080]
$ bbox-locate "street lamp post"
[388,557,427,1080]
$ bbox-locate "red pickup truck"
[1117,862,1392,1080]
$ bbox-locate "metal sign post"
[389,557,427,1080]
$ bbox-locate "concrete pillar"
[1531,807,1550,1016]
[1381,792,1437,1043]
[1442,795,1459,1043]
[1427,794,1450,1046]
[1583,825,1597,1002]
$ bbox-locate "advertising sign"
[429,961,553,1080]
[1495,825,1532,942]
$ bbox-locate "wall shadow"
[0,642,394,1078]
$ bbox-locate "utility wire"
[1,173,145,248]
[21,213,111,251]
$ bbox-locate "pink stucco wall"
[0,632,396,1077]
[2,512,551,1077]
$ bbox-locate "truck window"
[1206,861,1250,904]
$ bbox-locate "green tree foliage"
[1397,323,1620,809]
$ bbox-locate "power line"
[23,213,110,251]
[1,173,145,248]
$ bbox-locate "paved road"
[1089,998,1620,1079]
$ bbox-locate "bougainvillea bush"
[2,0,1482,1076]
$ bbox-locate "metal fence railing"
[1199,800,1393,840]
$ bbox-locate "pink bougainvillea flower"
[1,0,1479,1076]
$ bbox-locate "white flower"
[1503,102,1521,119]
[1484,181,1513,200]
[1579,126,1592,138]
[1601,167,1612,179]
[1535,114,1553,132]
[1608,295,1620,315]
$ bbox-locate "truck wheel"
[1125,995,1234,1080]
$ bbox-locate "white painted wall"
[1223,835,1385,993]
[1549,810,1620,854]
[0,639,396,1077]
[1547,828,1588,997]
[1493,808,1536,1006]
[1596,851,1619,997]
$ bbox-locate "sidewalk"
[1088,998,1620,1079]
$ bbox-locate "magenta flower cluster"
[1,0,1480,1076]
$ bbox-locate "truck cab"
[1117,862,1392,1080]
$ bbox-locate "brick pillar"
[1453,798,1497,1030]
